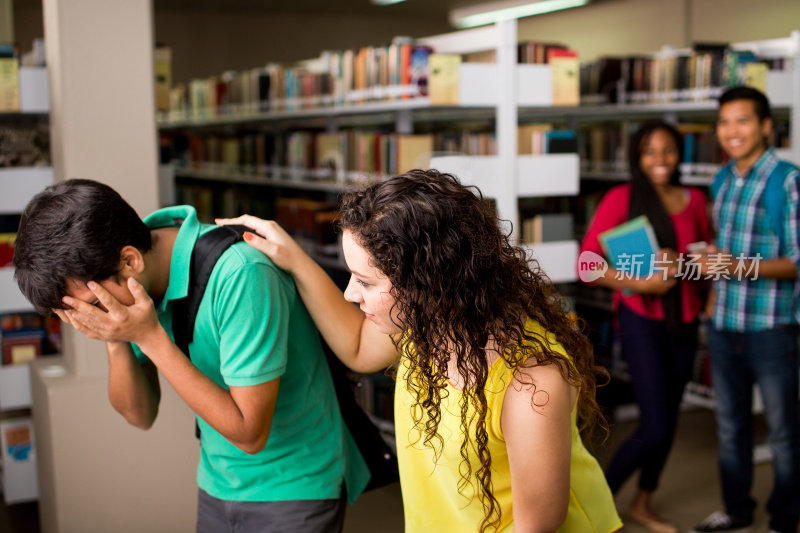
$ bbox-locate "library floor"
[0,407,774,532]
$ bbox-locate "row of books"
[167,131,434,181]
[159,36,583,119]
[520,213,574,245]
[578,121,728,176]
[274,198,339,259]
[580,43,780,105]
[437,130,496,156]
[437,126,577,156]
[1,311,61,366]
[459,40,573,65]
[284,131,433,178]
[175,184,341,261]
[175,182,274,224]
[579,118,791,179]
[164,124,580,182]
[166,39,434,119]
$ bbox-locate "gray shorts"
[197,487,346,533]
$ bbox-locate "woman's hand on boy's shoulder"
[216,215,305,274]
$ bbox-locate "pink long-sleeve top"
[579,184,711,322]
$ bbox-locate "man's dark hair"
[718,85,771,121]
[13,178,152,314]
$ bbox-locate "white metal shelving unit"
[0,66,51,504]
[158,18,581,284]
[420,19,580,284]
[0,145,55,423]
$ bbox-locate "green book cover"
[598,215,659,277]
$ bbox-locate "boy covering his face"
[13,178,368,533]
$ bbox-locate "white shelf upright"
[421,20,578,283]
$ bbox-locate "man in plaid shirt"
[692,87,800,533]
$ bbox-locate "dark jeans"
[196,487,346,533]
[708,325,800,532]
[605,303,698,493]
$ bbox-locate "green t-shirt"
[134,205,369,503]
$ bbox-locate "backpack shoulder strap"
[172,225,249,358]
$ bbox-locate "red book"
[400,44,412,98]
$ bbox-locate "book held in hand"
[598,215,660,278]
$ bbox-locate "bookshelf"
[574,31,800,184]
[156,19,583,436]
[158,18,582,285]
[0,65,51,504]
[571,32,800,430]
[0,158,54,417]
[0,166,50,503]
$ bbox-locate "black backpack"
[170,224,399,491]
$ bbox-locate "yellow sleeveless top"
[394,321,622,532]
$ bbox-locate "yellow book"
[549,50,579,106]
[743,62,768,94]
[397,134,433,173]
[154,46,172,112]
[428,54,461,106]
[0,56,20,112]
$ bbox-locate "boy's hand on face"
[61,278,163,347]
[53,308,73,326]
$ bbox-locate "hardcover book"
[598,215,660,277]
[548,48,579,106]
[544,130,578,154]
[428,54,461,106]
[0,53,20,112]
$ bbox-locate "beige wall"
[518,0,688,62]
[1,0,14,42]
[691,0,800,43]
[516,0,800,62]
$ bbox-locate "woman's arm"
[217,215,399,373]
[502,363,576,532]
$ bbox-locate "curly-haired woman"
[219,170,622,532]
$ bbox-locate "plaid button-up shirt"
[711,148,800,331]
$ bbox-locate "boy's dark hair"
[718,85,771,121]
[13,178,152,314]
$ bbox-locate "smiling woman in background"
[220,169,622,532]
[579,120,711,532]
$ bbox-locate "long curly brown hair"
[339,169,605,532]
